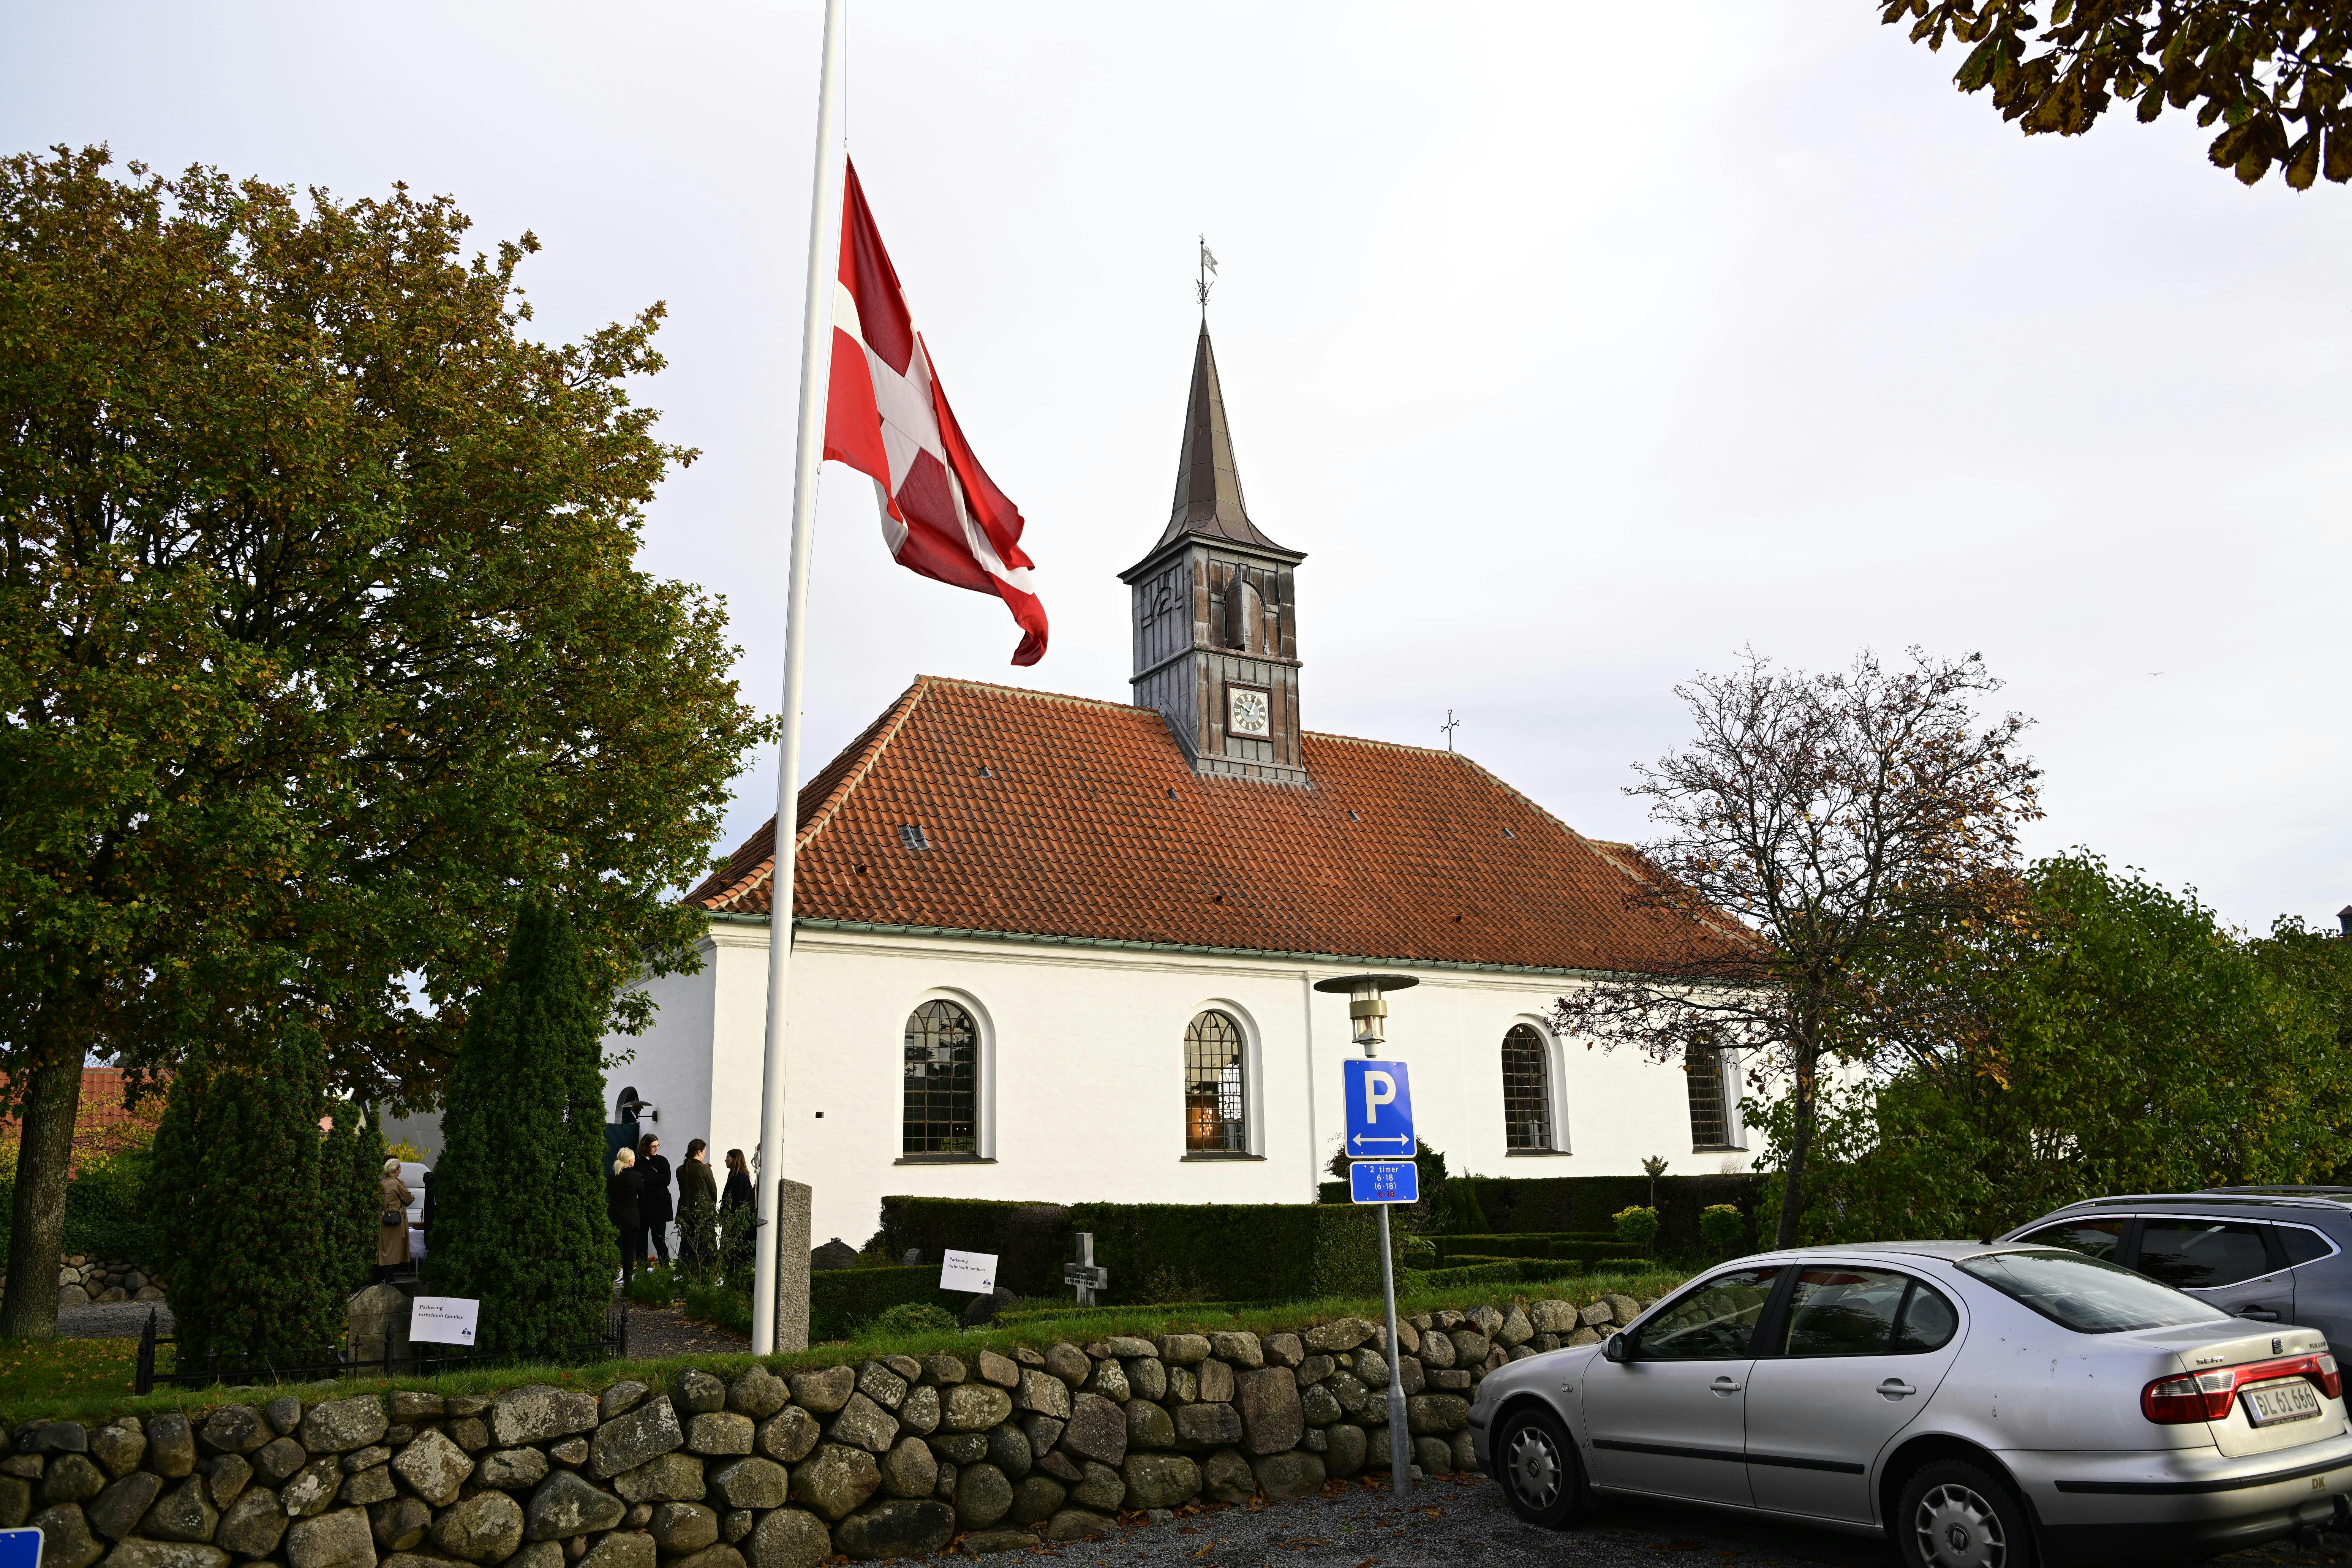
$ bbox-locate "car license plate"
[2243,1379,2322,1427]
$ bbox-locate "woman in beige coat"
[378,1159,414,1283]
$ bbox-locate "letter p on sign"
[1341,1059,1414,1158]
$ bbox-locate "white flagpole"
[751,0,847,1357]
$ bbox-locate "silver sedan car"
[1467,1243,2352,1566]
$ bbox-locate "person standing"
[722,1148,753,1213]
[377,1159,414,1284]
[607,1146,645,1288]
[676,1139,718,1272]
[637,1134,673,1269]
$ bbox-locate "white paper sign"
[938,1250,998,1294]
[409,1296,481,1346]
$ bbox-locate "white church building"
[605,327,1752,1249]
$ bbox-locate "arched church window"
[904,999,978,1156]
[1687,1039,1731,1150]
[1184,1010,1248,1154]
[1502,1024,1551,1150]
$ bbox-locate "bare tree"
[1552,648,2041,1248]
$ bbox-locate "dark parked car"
[2001,1188,2352,1359]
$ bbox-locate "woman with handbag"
[377,1159,414,1283]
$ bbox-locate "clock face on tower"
[1229,686,1271,738]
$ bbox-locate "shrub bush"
[811,1264,967,1341]
[0,1148,161,1271]
[868,1301,959,1337]
[1612,1205,1662,1252]
[1699,1204,1747,1256]
[876,1197,1381,1306]
[627,1264,678,1306]
[1325,1173,1762,1255]
[149,1029,341,1364]
[682,1280,751,1338]
[425,897,617,1355]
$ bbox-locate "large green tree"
[1753,854,2352,1242]
[0,146,772,1336]
[423,896,615,1353]
[1881,1,2352,188]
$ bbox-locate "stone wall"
[0,1258,168,1311]
[0,1289,1655,1567]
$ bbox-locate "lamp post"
[1314,971,1418,1494]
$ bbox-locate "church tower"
[1121,326,1308,786]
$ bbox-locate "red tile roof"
[687,677,1724,974]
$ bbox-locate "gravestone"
[773,1180,812,1353]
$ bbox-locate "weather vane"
[1441,710,1462,752]
[1197,236,1217,317]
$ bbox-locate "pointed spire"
[1148,325,1299,560]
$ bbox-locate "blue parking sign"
[0,1527,41,1568]
[1341,1059,1414,1158]
[1349,1160,1419,1204]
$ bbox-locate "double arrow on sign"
[1348,1133,1413,1152]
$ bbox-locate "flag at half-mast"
[824,161,1047,665]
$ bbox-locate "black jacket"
[639,1154,675,1227]
[606,1167,642,1228]
[722,1170,753,1211]
[677,1157,718,1215]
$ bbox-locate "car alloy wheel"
[1914,1480,2007,1568]
[1505,1423,1562,1510]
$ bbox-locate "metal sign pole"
[1318,970,1421,1498]
[1375,1200,1410,1491]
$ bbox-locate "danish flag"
[824,162,1047,665]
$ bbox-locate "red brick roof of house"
[687,676,1730,974]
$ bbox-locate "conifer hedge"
[423,896,616,1352]
[147,1026,341,1364]
[322,1103,386,1295]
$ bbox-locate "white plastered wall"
[600,920,1756,1250]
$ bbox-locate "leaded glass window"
[1184,1010,1247,1153]
[1502,1024,1551,1150]
[904,999,978,1155]
[1687,1041,1730,1149]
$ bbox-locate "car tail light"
[2142,1353,2342,1425]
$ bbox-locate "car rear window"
[2136,1221,2274,1289]
[2014,1218,2124,1261]
[2281,1226,2336,1267]
[1961,1248,2230,1333]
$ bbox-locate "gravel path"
[972,1469,2352,1568]
[56,1298,172,1339]
[977,1471,1897,1568]
[622,1302,749,1358]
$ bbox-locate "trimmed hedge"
[995,1300,1252,1326]
[809,1264,969,1341]
[1321,1174,1761,1257]
[1404,1258,1574,1291]
[876,1197,1382,1307]
[876,1199,1073,1297]
[0,1152,159,1270]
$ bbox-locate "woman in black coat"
[722,1148,754,1212]
[606,1147,645,1287]
[675,1139,718,1271]
[637,1134,673,1268]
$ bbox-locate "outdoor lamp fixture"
[1314,972,1419,1055]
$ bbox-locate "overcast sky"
[9,2,2347,936]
